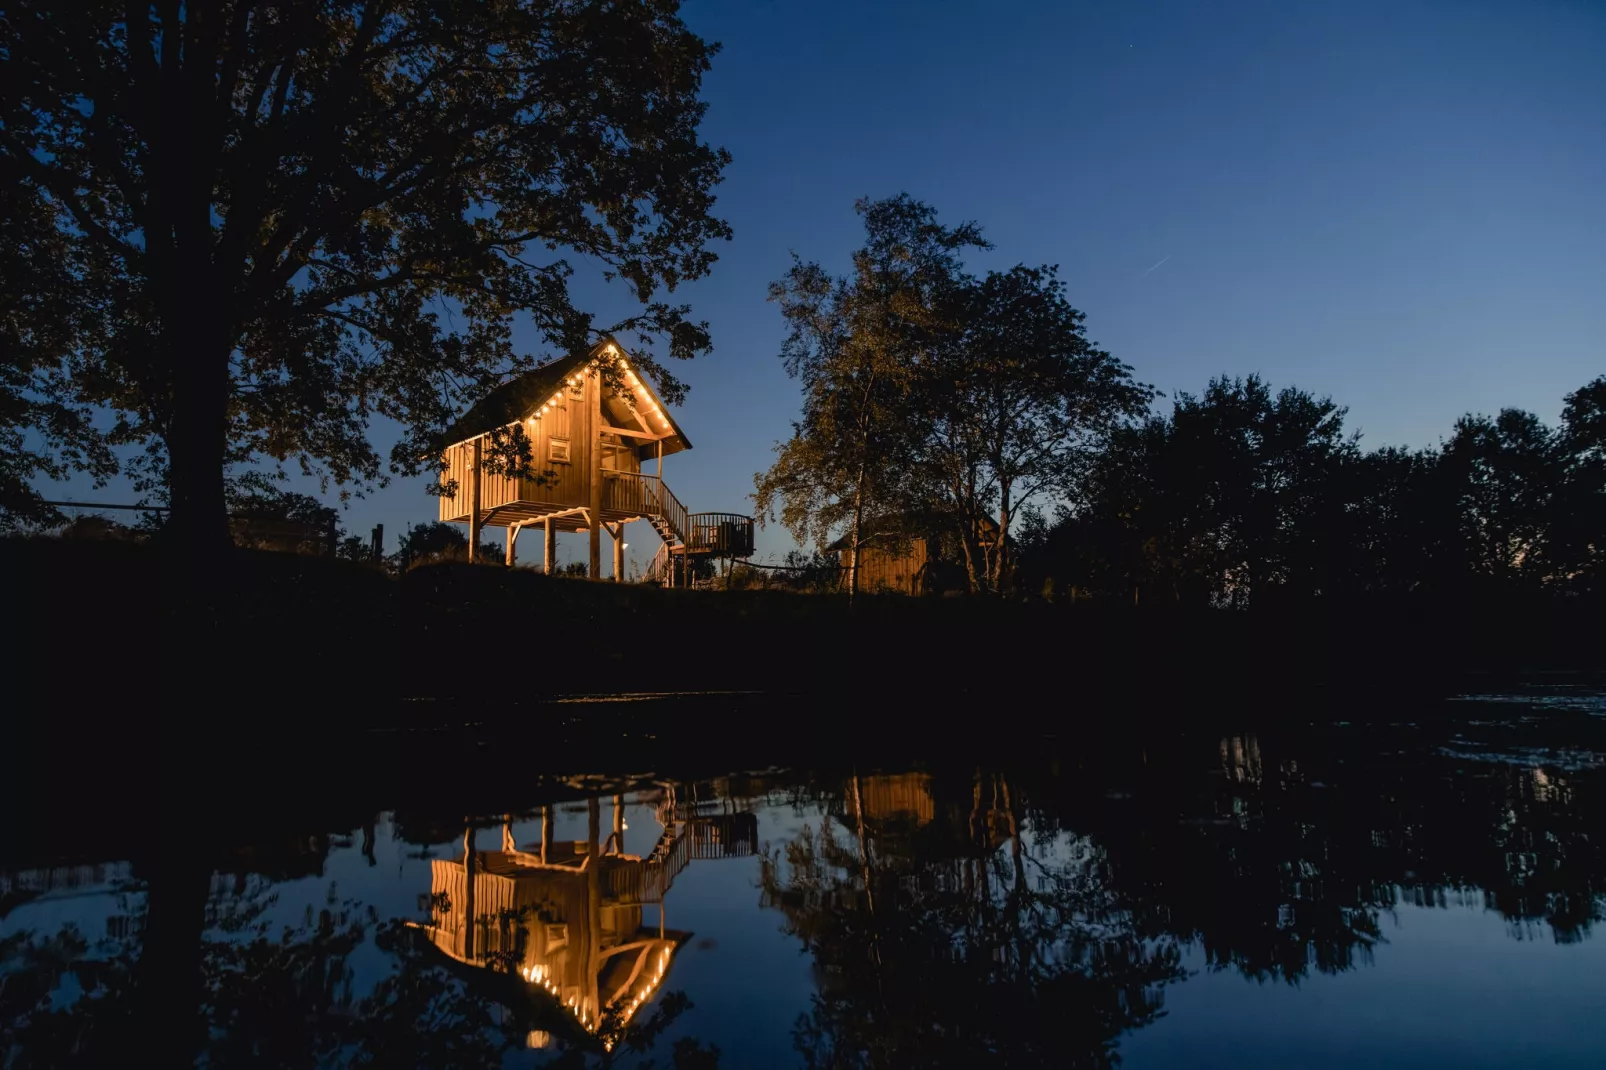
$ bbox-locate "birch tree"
[754,195,984,600]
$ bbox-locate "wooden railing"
[598,826,693,905]
[602,472,689,545]
[601,475,753,558]
[686,513,755,557]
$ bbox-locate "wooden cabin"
[831,515,1002,595]
[436,340,753,582]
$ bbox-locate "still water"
[4,691,1605,1068]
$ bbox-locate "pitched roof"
[442,341,691,456]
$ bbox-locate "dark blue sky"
[45,1,1606,570]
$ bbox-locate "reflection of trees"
[1047,733,1606,983]
[760,773,1184,1070]
[762,749,1606,1067]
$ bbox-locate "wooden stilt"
[613,523,625,582]
[588,369,602,580]
[468,437,482,563]
[462,827,477,961]
[543,516,554,574]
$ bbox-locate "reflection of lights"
[521,946,676,1037]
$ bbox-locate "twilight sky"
[43,1,1606,571]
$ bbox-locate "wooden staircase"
[602,472,754,585]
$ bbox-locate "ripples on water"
[3,694,1605,1068]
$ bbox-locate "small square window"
[545,923,568,951]
[549,438,571,463]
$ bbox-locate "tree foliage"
[1022,374,1606,605]
[919,265,1151,593]
[756,196,1148,597]
[0,0,731,548]
[755,195,986,599]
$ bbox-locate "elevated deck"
[442,470,752,559]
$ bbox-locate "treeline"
[757,194,1603,606]
[1020,374,1605,606]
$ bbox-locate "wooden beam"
[588,368,602,580]
[506,520,521,566]
[469,437,482,563]
[543,515,554,574]
[613,522,625,582]
[598,424,668,441]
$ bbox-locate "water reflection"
[762,772,1184,1068]
[417,793,756,1047]
[2,709,1604,1067]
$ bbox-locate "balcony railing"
[602,472,689,544]
[601,473,752,558]
[686,513,755,557]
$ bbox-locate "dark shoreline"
[9,536,1603,757]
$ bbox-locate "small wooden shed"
[831,514,1002,595]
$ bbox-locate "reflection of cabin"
[831,516,1002,595]
[436,340,754,584]
[847,773,936,827]
[417,798,756,1044]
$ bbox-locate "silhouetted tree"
[916,266,1151,594]
[754,195,986,601]
[0,1,730,556]
[396,520,498,569]
[1060,375,1355,605]
[1553,377,1606,594]
[1440,408,1564,587]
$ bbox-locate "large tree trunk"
[164,321,233,563]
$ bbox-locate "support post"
[588,369,602,580]
[543,516,555,574]
[540,805,551,864]
[469,438,482,563]
[506,521,520,567]
[613,523,624,582]
[463,826,477,962]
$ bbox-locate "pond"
[3,689,1605,1068]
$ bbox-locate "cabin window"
[601,442,630,471]
[545,923,568,951]
[549,437,571,463]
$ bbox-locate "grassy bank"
[9,537,1603,733]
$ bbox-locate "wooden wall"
[838,539,929,595]
[441,373,651,523]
